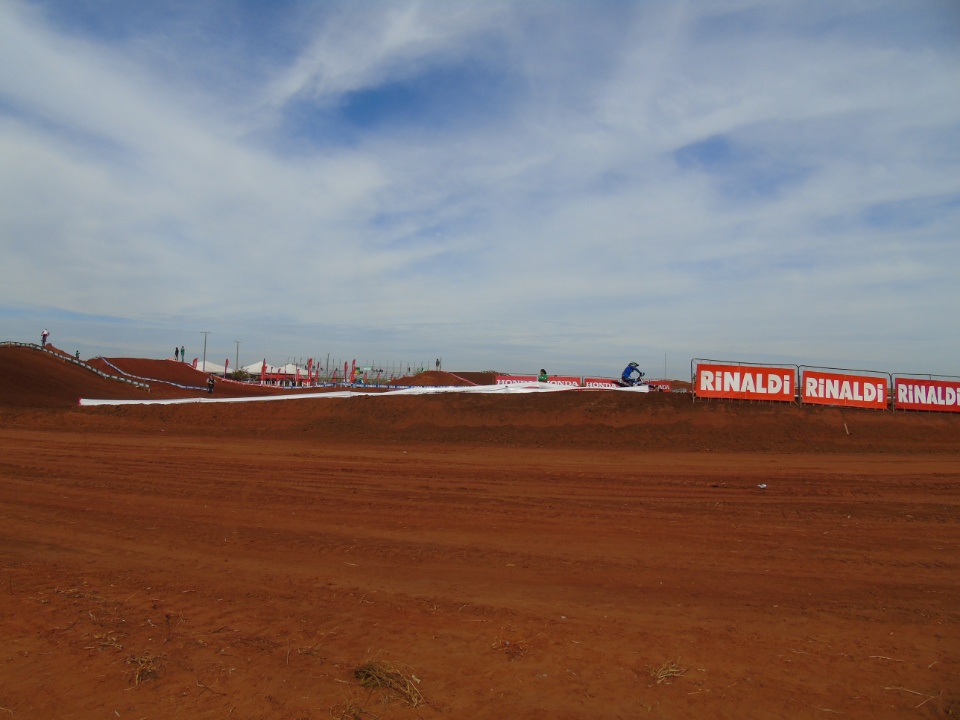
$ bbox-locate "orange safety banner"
[895,378,960,413]
[696,364,795,402]
[802,370,887,409]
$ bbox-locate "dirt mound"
[0,347,286,407]
[450,371,498,385]
[150,390,960,453]
[88,356,215,388]
[0,345,156,408]
[393,370,479,386]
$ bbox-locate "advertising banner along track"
[801,370,888,410]
[696,364,795,402]
[894,377,960,413]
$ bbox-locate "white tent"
[242,361,300,375]
[196,360,228,375]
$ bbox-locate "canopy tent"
[242,361,301,376]
[240,361,318,384]
[195,359,228,375]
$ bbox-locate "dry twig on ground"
[126,652,163,686]
[330,699,382,720]
[649,658,688,685]
[354,661,424,707]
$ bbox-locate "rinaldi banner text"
[802,370,887,410]
[696,364,795,402]
[894,378,960,413]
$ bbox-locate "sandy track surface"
[1,346,958,718]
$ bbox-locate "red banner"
[895,378,960,413]
[544,375,581,387]
[495,374,538,385]
[583,377,617,388]
[260,360,266,384]
[696,364,795,402]
[350,360,356,383]
[802,370,887,409]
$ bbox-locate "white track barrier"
[79,381,650,406]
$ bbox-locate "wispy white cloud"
[1,0,958,376]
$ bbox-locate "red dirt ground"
[1,345,958,719]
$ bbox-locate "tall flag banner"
[224,359,230,374]
[260,360,267,384]
[350,360,356,383]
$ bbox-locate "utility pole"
[201,331,210,372]
[235,340,241,373]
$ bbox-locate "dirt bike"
[614,371,646,388]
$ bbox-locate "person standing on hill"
[181,345,185,362]
[538,369,549,383]
[40,329,49,347]
[174,346,180,361]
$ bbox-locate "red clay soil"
[392,370,484,386]
[1,345,959,719]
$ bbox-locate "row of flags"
[255,358,371,385]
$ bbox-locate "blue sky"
[1,0,958,378]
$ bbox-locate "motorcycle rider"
[621,361,645,386]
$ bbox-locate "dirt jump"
[0,344,958,719]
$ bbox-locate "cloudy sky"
[1,0,958,377]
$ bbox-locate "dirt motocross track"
[1,345,958,719]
